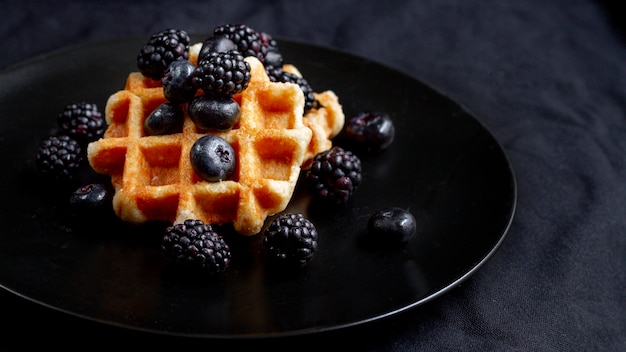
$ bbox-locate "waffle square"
[88,57,314,235]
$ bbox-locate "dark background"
[1,0,624,350]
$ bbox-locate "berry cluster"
[36,102,105,183]
[139,24,319,145]
[36,102,113,214]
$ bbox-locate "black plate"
[0,36,516,338]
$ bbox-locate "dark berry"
[198,35,237,62]
[162,60,197,103]
[343,112,395,152]
[259,31,283,67]
[192,50,251,98]
[69,183,112,210]
[188,95,240,131]
[144,102,184,135]
[190,135,236,182]
[137,28,190,80]
[36,135,83,181]
[305,146,362,206]
[212,24,269,63]
[263,50,284,68]
[367,207,417,245]
[162,219,231,274]
[57,102,105,143]
[266,66,319,114]
[263,213,318,266]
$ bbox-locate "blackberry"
[192,50,251,98]
[162,219,231,274]
[305,146,362,206]
[36,134,83,181]
[263,213,318,266]
[265,66,319,114]
[137,28,190,80]
[212,24,270,63]
[57,102,105,143]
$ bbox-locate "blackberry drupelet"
[213,24,271,64]
[305,146,362,206]
[192,50,251,98]
[263,213,318,267]
[57,102,105,143]
[266,66,319,114]
[36,135,84,181]
[162,219,232,274]
[137,28,190,80]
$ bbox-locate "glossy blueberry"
[188,96,240,131]
[367,207,416,244]
[144,102,184,135]
[190,135,236,182]
[343,112,395,152]
[162,60,197,103]
[264,49,284,67]
[198,35,237,62]
[69,183,112,210]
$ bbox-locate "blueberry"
[144,102,184,135]
[343,112,395,152]
[188,96,240,131]
[264,49,284,68]
[162,60,197,103]
[190,135,236,182]
[367,207,416,244]
[69,183,112,210]
[198,35,237,62]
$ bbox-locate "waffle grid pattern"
[88,57,313,235]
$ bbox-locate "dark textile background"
[2,1,625,350]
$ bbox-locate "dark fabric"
[2,0,624,350]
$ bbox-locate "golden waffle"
[283,64,344,168]
[88,57,313,235]
[189,43,344,167]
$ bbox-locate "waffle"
[88,56,315,235]
[282,64,345,167]
[194,43,344,167]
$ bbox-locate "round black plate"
[0,36,516,338]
